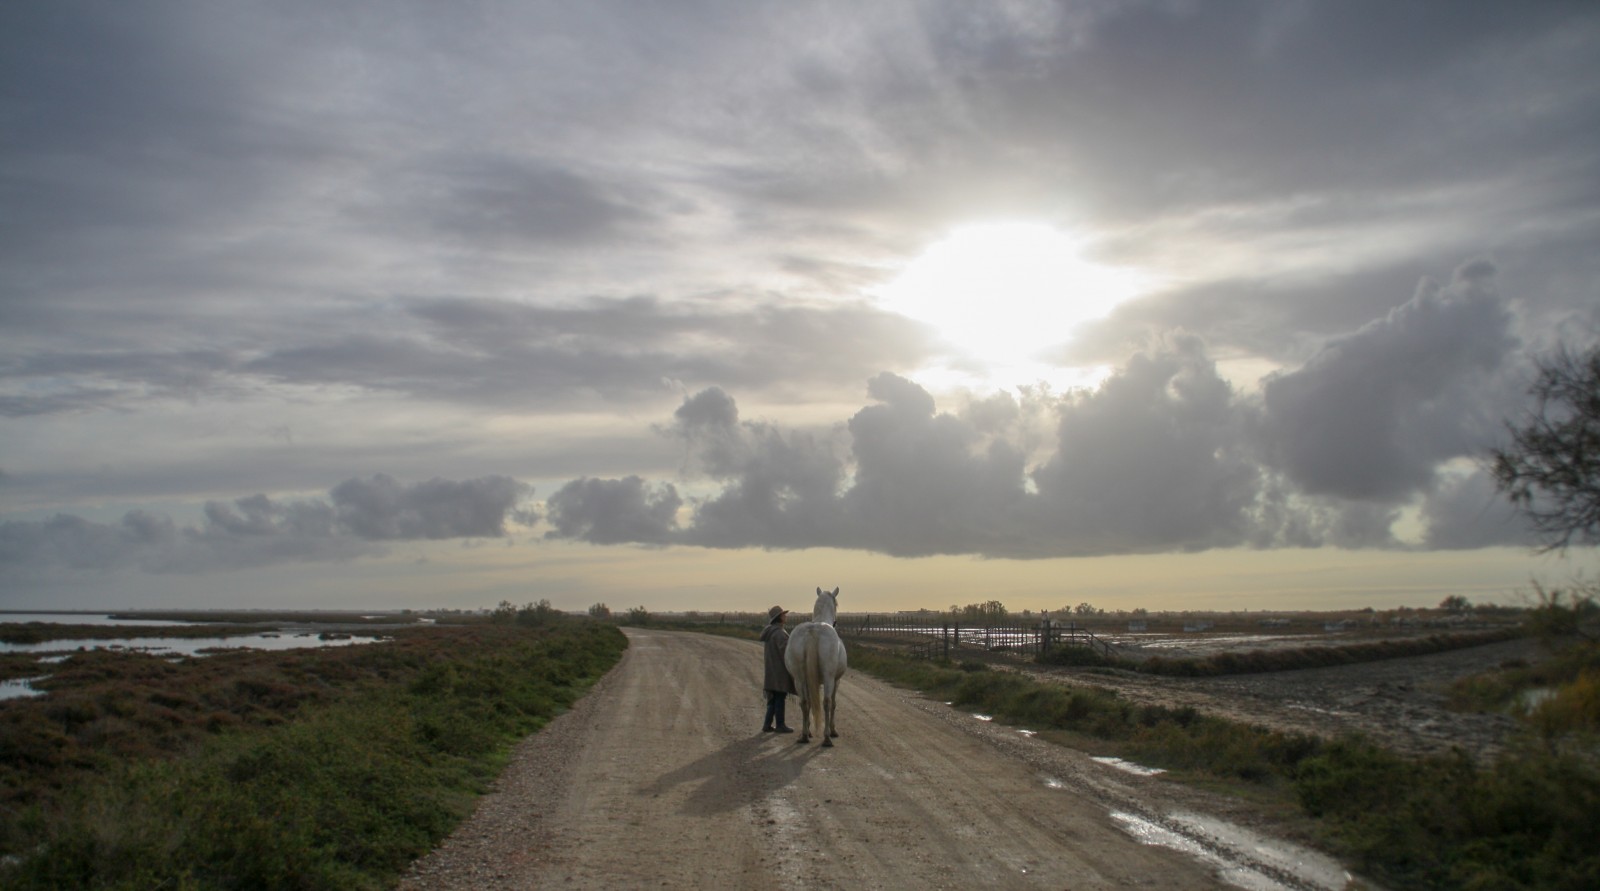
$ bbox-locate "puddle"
[1017,729,1036,737]
[1110,810,1356,891]
[1110,811,1212,858]
[971,713,993,721]
[1286,703,1354,717]
[0,677,47,701]
[1518,687,1556,711]
[1092,756,1166,776]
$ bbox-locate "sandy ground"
[399,628,1361,891]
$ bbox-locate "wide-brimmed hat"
[767,605,789,622]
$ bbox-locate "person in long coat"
[759,605,796,733]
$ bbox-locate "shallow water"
[0,632,382,657]
[0,676,47,701]
[1110,810,1355,891]
[1,631,385,701]
[1092,756,1166,776]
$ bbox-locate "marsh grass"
[0,620,626,890]
[850,645,1600,890]
[1449,640,1600,736]
[1036,623,1523,675]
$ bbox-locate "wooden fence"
[838,615,1116,661]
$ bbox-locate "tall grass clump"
[1,620,626,890]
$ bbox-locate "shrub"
[1037,645,1114,667]
[1294,738,1600,889]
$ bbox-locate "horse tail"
[802,632,824,731]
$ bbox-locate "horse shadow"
[639,731,823,817]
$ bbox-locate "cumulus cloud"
[549,352,1262,557]
[332,474,533,540]
[668,384,847,550]
[543,477,682,545]
[1258,260,1518,501]
[544,264,1548,558]
[1029,336,1261,554]
[0,475,534,574]
[1420,468,1537,550]
[839,373,1029,556]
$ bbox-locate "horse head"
[812,586,839,626]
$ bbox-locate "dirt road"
[400,629,1357,890]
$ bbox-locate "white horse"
[784,586,848,746]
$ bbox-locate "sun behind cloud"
[875,221,1155,391]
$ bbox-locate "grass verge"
[0,619,626,890]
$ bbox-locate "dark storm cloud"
[0,475,533,573]
[1420,470,1536,551]
[959,1,1600,218]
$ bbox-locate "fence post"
[1041,618,1051,657]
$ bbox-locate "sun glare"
[875,221,1154,389]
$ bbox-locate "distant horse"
[784,586,848,746]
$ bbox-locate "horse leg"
[818,678,836,746]
[796,690,811,743]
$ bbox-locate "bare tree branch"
[1490,344,1600,552]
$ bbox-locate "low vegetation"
[849,645,1600,891]
[1450,638,1600,738]
[0,618,626,890]
[1081,628,1524,677]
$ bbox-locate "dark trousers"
[763,690,787,729]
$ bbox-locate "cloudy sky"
[4,1,1597,615]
